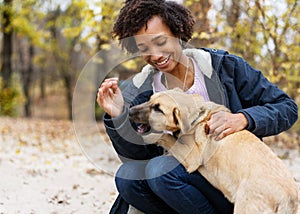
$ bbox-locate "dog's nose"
[128,108,135,117]
[129,106,138,119]
[129,105,147,123]
[129,103,150,123]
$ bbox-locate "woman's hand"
[97,78,124,118]
[207,111,248,141]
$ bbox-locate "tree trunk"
[227,0,240,28]
[23,44,34,117]
[18,39,34,117]
[62,73,73,120]
[1,0,13,88]
[226,0,241,53]
[39,68,46,99]
[185,0,213,47]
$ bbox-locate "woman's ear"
[179,37,183,46]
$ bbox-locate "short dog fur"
[129,88,299,214]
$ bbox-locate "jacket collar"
[128,48,227,106]
[133,48,214,88]
[183,48,213,78]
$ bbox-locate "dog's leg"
[156,133,177,150]
[233,180,275,214]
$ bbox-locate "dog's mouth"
[136,123,166,137]
[137,123,151,134]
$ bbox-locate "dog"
[129,88,299,214]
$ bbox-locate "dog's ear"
[173,107,191,135]
[190,94,230,114]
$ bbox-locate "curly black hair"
[112,0,195,53]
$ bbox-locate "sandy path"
[0,117,118,213]
[0,117,299,213]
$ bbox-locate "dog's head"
[129,88,230,137]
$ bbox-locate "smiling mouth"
[155,55,171,66]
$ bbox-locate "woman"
[97,0,298,213]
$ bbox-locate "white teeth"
[156,56,169,66]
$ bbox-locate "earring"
[179,38,183,46]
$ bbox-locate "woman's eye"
[157,39,167,46]
[139,47,148,53]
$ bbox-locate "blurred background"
[0,1,299,212]
[0,0,299,132]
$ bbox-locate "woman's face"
[134,16,184,74]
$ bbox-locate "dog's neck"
[196,121,220,165]
[172,130,181,139]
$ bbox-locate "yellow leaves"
[287,75,300,83]
[0,77,24,117]
[18,138,28,146]
[71,0,88,10]
[122,59,139,71]
[12,16,34,36]
[185,0,201,7]
[1,125,11,135]
[62,27,82,38]
[193,32,211,40]
[45,160,52,165]
[100,44,111,50]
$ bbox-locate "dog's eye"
[151,104,163,113]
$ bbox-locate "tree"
[254,0,299,93]
[17,39,34,117]
[12,0,45,117]
[46,0,93,119]
[1,0,13,88]
[184,0,215,47]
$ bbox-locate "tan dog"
[129,88,299,214]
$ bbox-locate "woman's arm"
[97,78,163,161]
[207,51,298,140]
[232,56,298,138]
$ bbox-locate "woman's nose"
[149,47,164,59]
[150,53,163,62]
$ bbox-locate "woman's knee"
[116,160,147,180]
[115,176,137,200]
[115,162,148,202]
[146,156,187,195]
[145,155,182,179]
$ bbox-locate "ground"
[0,117,299,213]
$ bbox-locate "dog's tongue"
[137,124,150,134]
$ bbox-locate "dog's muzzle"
[129,104,150,124]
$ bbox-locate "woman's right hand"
[97,78,124,118]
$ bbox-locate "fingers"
[207,111,238,141]
[207,111,226,131]
[96,77,124,117]
[97,78,119,105]
[214,126,233,141]
[99,78,119,94]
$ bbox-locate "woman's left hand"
[207,112,248,141]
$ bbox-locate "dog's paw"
[186,164,199,173]
[142,132,164,144]
[157,133,176,143]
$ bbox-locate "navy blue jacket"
[104,48,298,213]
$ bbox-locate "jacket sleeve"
[230,56,298,138]
[103,106,164,161]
